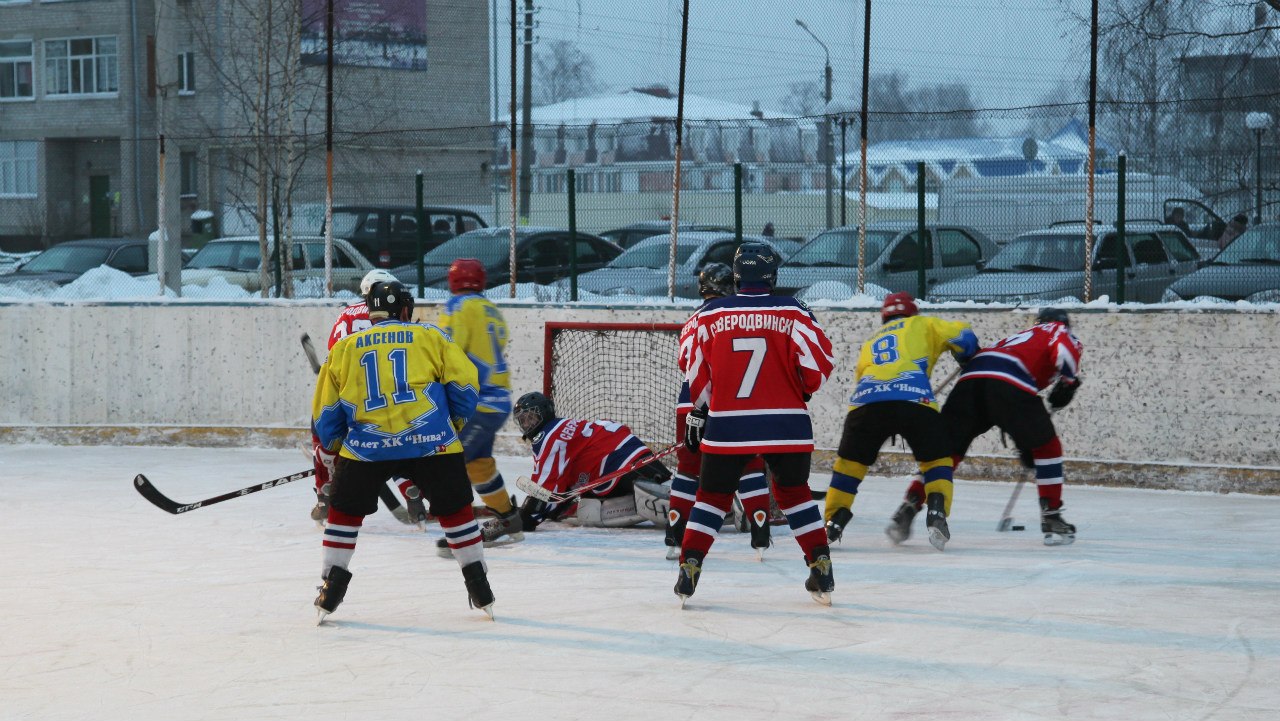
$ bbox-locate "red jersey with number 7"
[685,292,835,454]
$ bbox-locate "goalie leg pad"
[574,495,647,527]
[633,481,671,526]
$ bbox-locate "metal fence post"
[917,161,927,299]
[1116,153,1126,304]
[568,168,578,302]
[734,162,743,242]
[415,170,426,298]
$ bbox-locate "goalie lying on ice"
[513,391,672,529]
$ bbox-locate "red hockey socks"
[680,490,734,560]
[772,483,827,562]
[1032,437,1065,509]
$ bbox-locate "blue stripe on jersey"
[961,353,1038,392]
[603,436,649,475]
[850,371,936,407]
[703,411,813,446]
[677,381,691,405]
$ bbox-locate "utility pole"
[518,0,536,221]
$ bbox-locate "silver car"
[173,235,373,295]
[929,223,1202,304]
[573,232,796,299]
[773,223,999,298]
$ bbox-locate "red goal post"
[543,322,684,450]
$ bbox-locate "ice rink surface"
[2,444,1278,721]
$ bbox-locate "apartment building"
[0,0,491,250]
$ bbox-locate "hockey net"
[543,322,684,456]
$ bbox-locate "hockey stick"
[517,443,680,504]
[996,471,1028,532]
[301,333,323,374]
[133,468,315,514]
[936,366,962,393]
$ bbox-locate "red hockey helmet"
[448,258,487,293]
[880,291,919,323]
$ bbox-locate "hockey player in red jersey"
[513,392,672,530]
[667,262,775,561]
[309,269,425,527]
[894,307,1083,545]
[677,242,838,606]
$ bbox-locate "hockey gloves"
[315,445,339,476]
[1048,377,1081,410]
[684,408,708,453]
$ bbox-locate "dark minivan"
[328,205,488,268]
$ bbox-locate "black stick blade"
[133,474,184,514]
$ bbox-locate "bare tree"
[534,40,601,106]
[866,72,985,140]
[780,80,825,116]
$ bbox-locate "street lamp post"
[827,98,856,228]
[796,18,833,229]
[1246,111,1273,225]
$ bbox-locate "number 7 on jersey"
[732,336,767,398]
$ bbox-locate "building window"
[0,141,38,198]
[177,51,194,94]
[180,151,198,197]
[0,41,34,100]
[44,36,118,96]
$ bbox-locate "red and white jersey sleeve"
[960,322,1083,394]
[327,302,372,350]
[528,418,651,497]
[685,293,835,454]
[675,310,701,414]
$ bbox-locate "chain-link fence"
[2,1,1278,305]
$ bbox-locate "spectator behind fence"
[762,222,775,237]
[1218,214,1248,250]
[1164,207,1192,235]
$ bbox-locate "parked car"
[1162,222,1280,303]
[929,223,1202,304]
[173,235,373,295]
[0,238,152,290]
[598,221,734,249]
[327,205,488,268]
[773,223,998,297]
[573,232,798,298]
[389,227,623,290]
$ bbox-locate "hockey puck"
[1011,525,1026,531]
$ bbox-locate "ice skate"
[674,551,703,608]
[804,546,835,606]
[404,485,428,531]
[885,494,921,545]
[925,492,950,551]
[480,508,525,546]
[664,511,685,561]
[825,507,853,543]
[310,482,332,528]
[461,561,495,619]
[314,565,352,624]
[748,510,772,561]
[1040,498,1076,546]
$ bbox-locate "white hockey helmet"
[360,269,398,296]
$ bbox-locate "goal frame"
[542,321,684,395]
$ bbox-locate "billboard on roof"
[300,0,427,71]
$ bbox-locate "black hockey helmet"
[1036,307,1070,326]
[732,242,780,289]
[513,391,555,440]
[365,280,415,320]
[697,262,735,298]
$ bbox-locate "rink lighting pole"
[796,18,833,230]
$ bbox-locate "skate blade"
[316,608,330,625]
[478,603,495,620]
[810,589,832,606]
[665,545,680,561]
[678,594,690,609]
[482,532,525,548]
[1043,532,1076,546]
[885,525,908,545]
[755,547,765,562]
[927,526,949,552]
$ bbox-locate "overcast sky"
[490,0,1087,117]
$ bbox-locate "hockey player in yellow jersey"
[433,258,523,556]
[312,280,494,621]
[823,292,978,551]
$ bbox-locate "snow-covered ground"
[3,444,1276,720]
